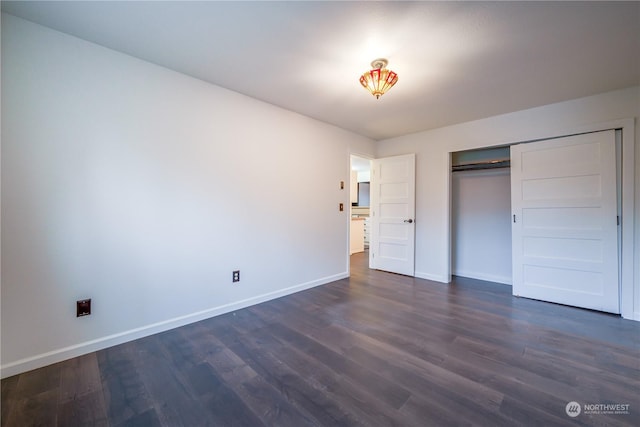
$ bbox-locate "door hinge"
[617,215,620,226]
[513,214,516,223]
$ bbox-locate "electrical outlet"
[232,270,240,283]
[77,299,91,317]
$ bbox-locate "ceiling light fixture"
[359,58,398,99]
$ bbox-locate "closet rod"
[451,159,510,172]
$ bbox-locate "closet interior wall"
[451,147,512,285]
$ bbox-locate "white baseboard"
[414,271,449,283]
[1,272,348,379]
[452,270,512,285]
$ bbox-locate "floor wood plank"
[57,390,108,427]
[2,251,639,426]
[3,389,59,427]
[0,375,19,427]
[59,353,103,403]
[97,342,155,426]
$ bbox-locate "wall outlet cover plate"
[77,299,91,317]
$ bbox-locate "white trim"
[445,118,635,320]
[0,272,348,379]
[617,119,635,320]
[452,270,512,285]
[445,151,453,283]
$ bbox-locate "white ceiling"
[3,1,639,140]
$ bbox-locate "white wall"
[357,171,371,182]
[451,169,512,284]
[0,14,375,377]
[376,86,639,321]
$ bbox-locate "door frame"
[445,118,636,319]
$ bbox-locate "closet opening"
[451,146,512,285]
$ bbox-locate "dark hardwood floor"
[2,251,639,426]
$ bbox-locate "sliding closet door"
[511,130,619,313]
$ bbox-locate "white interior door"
[511,130,619,313]
[370,154,415,276]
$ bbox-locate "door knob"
[404,219,413,224]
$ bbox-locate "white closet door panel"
[511,130,619,313]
